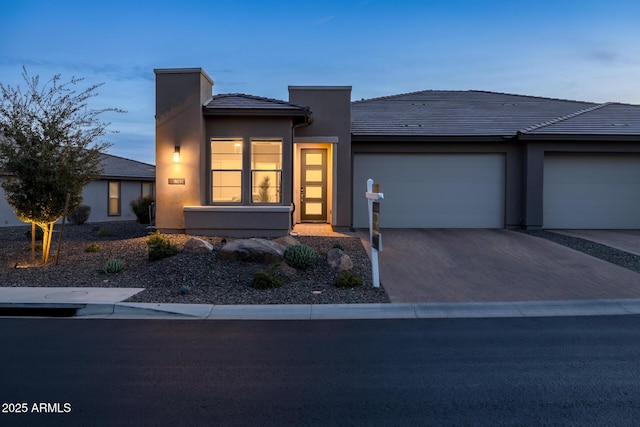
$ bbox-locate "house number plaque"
[168,178,186,185]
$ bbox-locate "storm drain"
[0,305,80,317]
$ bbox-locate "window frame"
[250,138,283,205]
[141,181,154,198]
[210,138,244,204]
[108,181,121,216]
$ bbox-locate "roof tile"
[351,90,599,137]
[99,153,155,180]
[204,93,308,113]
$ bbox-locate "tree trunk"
[31,222,36,262]
[40,222,55,264]
[55,193,71,266]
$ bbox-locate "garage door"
[543,154,640,229]
[352,153,505,228]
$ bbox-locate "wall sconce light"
[173,145,180,163]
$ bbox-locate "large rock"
[273,235,300,248]
[183,237,214,253]
[219,238,285,264]
[327,248,353,271]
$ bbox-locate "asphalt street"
[1,316,640,426]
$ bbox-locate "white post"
[366,178,383,288]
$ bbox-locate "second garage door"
[543,153,640,229]
[352,153,505,228]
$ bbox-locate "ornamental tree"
[0,67,122,263]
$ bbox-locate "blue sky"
[1,0,639,165]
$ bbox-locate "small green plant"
[96,227,114,237]
[85,242,102,252]
[332,241,344,251]
[284,244,317,269]
[147,231,178,261]
[68,204,91,225]
[102,258,124,274]
[251,269,283,289]
[130,196,154,224]
[334,271,363,288]
[180,285,191,295]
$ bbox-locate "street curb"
[64,298,640,320]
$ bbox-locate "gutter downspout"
[290,109,313,233]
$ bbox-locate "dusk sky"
[1,0,639,165]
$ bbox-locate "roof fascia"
[517,133,640,142]
[203,108,308,117]
[98,175,156,181]
[351,135,511,143]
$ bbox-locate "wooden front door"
[300,149,327,222]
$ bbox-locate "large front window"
[251,139,282,204]
[211,138,243,203]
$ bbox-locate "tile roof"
[1,153,155,180]
[351,90,614,137]
[203,93,309,116]
[519,102,640,136]
[99,153,155,180]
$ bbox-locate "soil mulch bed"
[0,221,389,305]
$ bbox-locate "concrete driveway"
[552,230,640,256]
[366,229,640,303]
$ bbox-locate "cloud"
[585,49,621,64]
[0,57,153,82]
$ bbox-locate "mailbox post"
[366,179,384,288]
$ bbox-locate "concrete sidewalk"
[1,287,640,320]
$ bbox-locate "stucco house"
[0,153,155,226]
[154,67,640,237]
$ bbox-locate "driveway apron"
[370,229,640,303]
[551,230,640,257]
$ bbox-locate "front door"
[300,149,327,222]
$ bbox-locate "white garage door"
[543,154,640,229]
[353,153,505,228]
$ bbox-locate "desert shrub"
[334,271,363,288]
[332,241,344,251]
[284,244,317,269]
[251,269,283,289]
[85,242,102,252]
[102,258,124,274]
[96,226,114,237]
[68,204,91,225]
[130,196,154,224]
[147,231,178,261]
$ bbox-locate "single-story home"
[154,67,640,237]
[0,153,155,226]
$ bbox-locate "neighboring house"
[0,153,155,226]
[154,68,640,236]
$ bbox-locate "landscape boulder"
[183,237,214,253]
[219,238,285,264]
[273,235,300,248]
[327,248,353,271]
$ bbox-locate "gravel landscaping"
[523,230,640,273]
[4,222,639,306]
[0,221,389,305]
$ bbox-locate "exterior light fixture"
[173,145,180,163]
